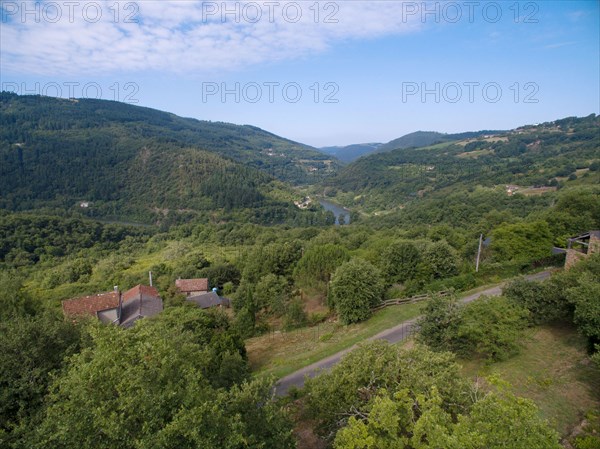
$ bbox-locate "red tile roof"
[62,292,120,318]
[123,284,160,302]
[175,278,208,293]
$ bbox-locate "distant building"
[175,278,209,297]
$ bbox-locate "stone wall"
[589,233,600,254]
[565,249,587,270]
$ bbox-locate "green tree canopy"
[379,241,421,284]
[328,258,384,324]
[294,243,350,286]
[33,307,294,449]
[304,341,471,437]
[491,220,553,262]
[422,240,460,279]
[0,312,85,439]
[333,385,561,449]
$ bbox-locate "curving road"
[274,270,553,396]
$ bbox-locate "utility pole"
[475,234,483,272]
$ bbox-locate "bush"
[503,278,568,324]
[417,294,529,361]
[455,296,529,361]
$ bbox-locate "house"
[62,284,163,328]
[117,284,163,328]
[186,290,231,310]
[175,278,209,296]
[565,231,600,269]
[62,289,120,319]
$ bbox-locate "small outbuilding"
[186,290,231,310]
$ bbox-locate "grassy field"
[246,302,423,380]
[460,324,600,437]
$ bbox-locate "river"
[319,199,351,225]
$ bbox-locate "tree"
[0,312,85,443]
[379,241,421,284]
[294,243,350,287]
[491,221,553,262]
[422,240,459,279]
[253,273,289,315]
[198,263,241,290]
[453,385,561,449]
[329,258,384,324]
[33,307,294,449]
[283,298,308,330]
[304,342,470,437]
[334,389,454,449]
[417,293,462,350]
[0,272,39,320]
[334,385,561,449]
[566,273,600,347]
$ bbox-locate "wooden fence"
[372,291,449,311]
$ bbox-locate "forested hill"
[0,93,338,225]
[0,92,337,183]
[375,129,505,154]
[319,130,504,163]
[324,114,600,213]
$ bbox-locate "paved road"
[274,270,553,396]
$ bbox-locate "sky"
[1,0,599,147]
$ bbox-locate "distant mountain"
[0,93,337,225]
[324,115,599,212]
[318,143,383,163]
[376,130,505,154]
[321,130,507,164]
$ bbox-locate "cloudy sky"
[1,0,598,146]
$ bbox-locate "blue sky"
[1,1,598,146]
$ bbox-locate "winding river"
[319,199,351,225]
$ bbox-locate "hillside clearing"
[460,324,600,437]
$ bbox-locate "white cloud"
[1,0,423,76]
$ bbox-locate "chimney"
[149,271,153,287]
[114,286,122,324]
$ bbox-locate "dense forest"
[0,92,337,225]
[1,95,599,448]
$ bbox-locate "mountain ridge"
[0,93,337,225]
[322,114,599,213]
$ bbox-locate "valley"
[1,94,599,449]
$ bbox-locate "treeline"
[0,212,151,267]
